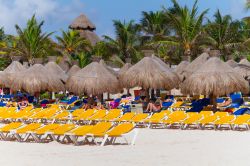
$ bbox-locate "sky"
[0,0,249,39]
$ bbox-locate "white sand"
[0,129,249,166]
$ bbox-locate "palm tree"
[103,20,141,63]
[56,30,91,56]
[204,10,246,60]
[140,11,170,42]
[164,0,208,60]
[13,15,53,64]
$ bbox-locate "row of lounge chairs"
[0,122,138,146]
[1,105,250,131]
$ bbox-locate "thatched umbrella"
[183,52,210,79]
[67,65,81,77]
[239,59,250,66]
[2,61,26,87]
[69,14,100,46]
[226,59,238,68]
[66,62,120,95]
[234,64,250,79]
[174,61,190,81]
[45,62,68,82]
[10,64,65,95]
[69,14,96,30]
[118,63,132,76]
[181,57,249,107]
[119,57,180,99]
[99,60,118,76]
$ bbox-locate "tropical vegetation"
[0,0,250,68]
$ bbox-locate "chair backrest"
[131,113,148,121]
[90,122,112,134]
[214,112,229,117]
[162,102,173,107]
[120,112,135,120]
[67,96,78,104]
[107,123,134,135]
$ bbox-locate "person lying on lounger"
[217,98,232,107]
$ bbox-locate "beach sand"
[0,129,249,166]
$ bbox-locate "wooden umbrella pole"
[146,88,150,102]
[209,94,217,110]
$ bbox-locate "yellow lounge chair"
[30,124,61,142]
[99,109,121,121]
[71,109,85,118]
[232,115,250,130]
[112,112,136,122]
[46,124,76,142]
[163,111,187,128]
[199,115,218,129]
[0,122,23,140]
[199,111,213,117]
[182,113,203,129]
[214,115,235,129]
[85,110,107,122]
[66,122,112,145]
[73,109,95,121]
[12,123,42,141]
[130,113,149,123]
[143,112,167,127]
[99,123,137,146]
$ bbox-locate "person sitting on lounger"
[146,99,162,113]
[217,98,232,107]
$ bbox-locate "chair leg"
[101,134,109,146]
[131,129,139,146]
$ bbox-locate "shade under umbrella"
[183,52,210,79]
[2,61,26,87]
[119,57,179,90]
[10,64,65,94]
[66,62,120,95]
[67,65,81,77]
[226,59,238,68]
[181,57,249,106]
[45,62,68,82]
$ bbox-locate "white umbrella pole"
[52,92,55,100]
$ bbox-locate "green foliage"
[103,20,141,63]
[56,30,91,55]
[0,57,10,70]
[40,92,50,99]
[163,0,208,57]
[74,52,92,68]
[92,41,109,58]
[13,15,54,63]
